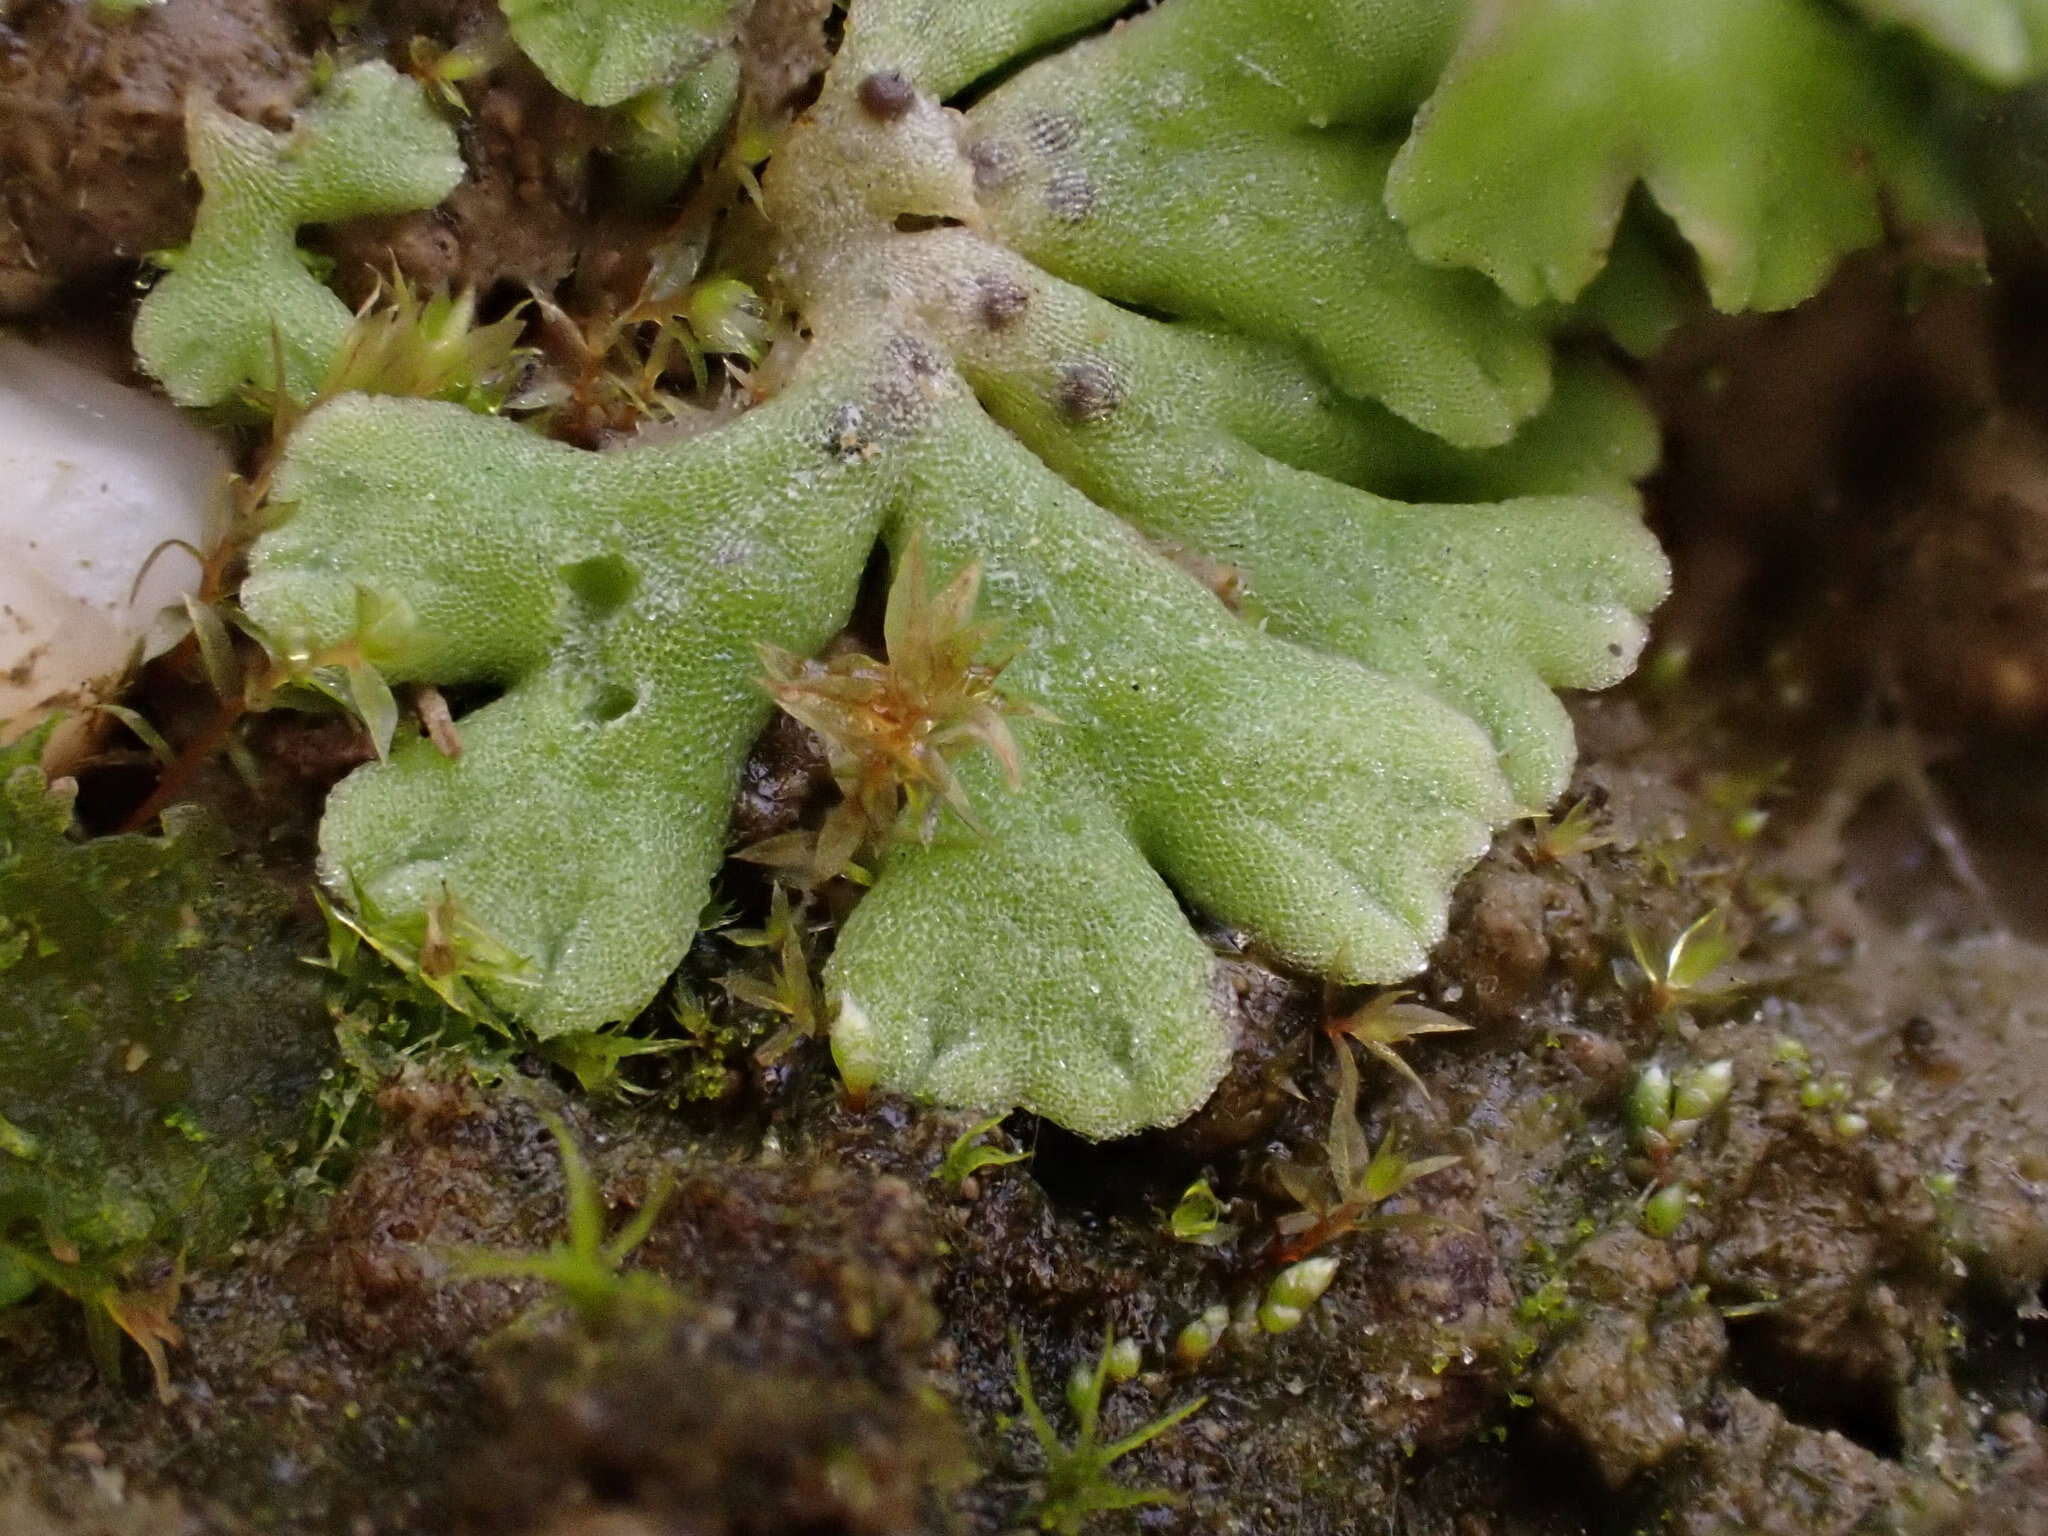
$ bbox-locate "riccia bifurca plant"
[129,0,2028,1137]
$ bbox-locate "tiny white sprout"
[827,991,880,1100]
[1260,1255,1339,1333]
[1104,1336,1142,1382]
[1671,1059,1734,1124]
[1174,1303,1230,1365]
[1629,1062,1674,1134]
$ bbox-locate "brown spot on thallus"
[856,70,915,121]
[1027,111,1080,154]
[969,138,1017,191]
[885,332,943,378]
[1056,359,1121,424]
[975,273,1029,330]
[824,403,870,460]
[1046,169,1095,223]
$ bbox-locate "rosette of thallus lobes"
[186,0,2006,1138]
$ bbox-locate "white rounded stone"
[0,336,230,748]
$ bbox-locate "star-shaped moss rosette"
[133,62,463,409]
[223,0,1673,1138]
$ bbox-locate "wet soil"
[0,0,309,315]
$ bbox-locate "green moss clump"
[0,730,328,1358]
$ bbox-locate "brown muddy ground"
[3,2,2048,1533]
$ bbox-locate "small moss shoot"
[934,1114,1031,1194]
[750,532,1053,887]
[1622,908,1743,1014]
[451,1114,677,1328]
[718,883,825,1060]
[1271,1039,1460,1262]
[1325,989,1471,1111]
[1009,1327,1205,1534]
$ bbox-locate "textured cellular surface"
[230,0,1975,1137]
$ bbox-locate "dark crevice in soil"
[1021,1118,1183,1219]
[1953,1288,2048,1427]
[1721,1317,1906,1461]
